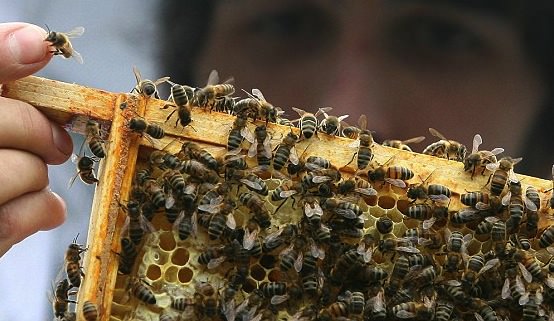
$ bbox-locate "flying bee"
[68,154,99,187]
[194,69,235,108]
[291,107,325,139]
[83,120,106,159]
[44,25,84,63]
[485,156,522,196]
[422,127,467,161]
[164,81,194,128]
[382,136,426,152]
[318,107,349,136]
[463,134,504,178]
[128,117,165,142]
[248,125,273,168]
[273,131,299,172]
[82,301,98,321]
[131,66,169,99]
[367,158,414,188]
[227,114,254,154]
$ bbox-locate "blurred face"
[196,0,546,156]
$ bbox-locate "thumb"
[0,22,52,83]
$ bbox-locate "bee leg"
[273,199,288,216]
[165,109,177,122]
[340,152,357,170]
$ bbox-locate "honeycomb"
[2,76,554,321]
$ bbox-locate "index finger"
[0,22,52,83]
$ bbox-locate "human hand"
[0,22,73,257]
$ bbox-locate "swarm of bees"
[53,61,554,321]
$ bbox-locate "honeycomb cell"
[178,267,193,283]
[259,255,277,269]
[242,278,257,293]
[396,199,410,214]
[267,269,281,282]
[158,231,176,251]
[171,247,189,266]
[146,248,168,265]
[164,266,178,283]
[378,195,396,209]
[250,264,266,281]
[146,264,162,281]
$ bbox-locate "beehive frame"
[2,76,553,320]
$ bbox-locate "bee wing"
[294,251,303,272]
[335,208,357,219]
[248,138,258,158]
[502,278,511,299]
[357,114,368,130]
[270,294,289,305]
[243,228,258,250]
[525,197,538,211]
[518,262,533,283]
[422,217,436,230]
[312,175,332,183]
[67,171,80,189]
[402,136,426,145]
[515,275,526,294]
[132,66,142,84]
[474,313,485,321]
[291,107,306,117]
[226,213,236,229]
[354,187,378,196]
[472,134,482,154]
[429,127,447,140]
[479,258,500,275]
[139,215,156,233]
[64,26,85,37]
[429,194,450,203]
[241,127,255,143]
[476,202,491,211]
[519,292,530,305]
[207,256,226,269]
[154,76,170,86]
[191,211,198,236]
[206,69,219,86]
[396,246,420,253]
[348,139,361,148]
[337,114,349,122]
[289,147,299,165]
[486,162,500,172]
[70,49,84,64]
[304,202,323,218]
[279,190,298,198]
[262,136,273,158]
[546,275,554,289]
[501,192,512,206]
[490,147,504,155]
[198,203,221,214]
[240,178,263,191]
[251,88,266,102]
[396,310,416,319]
[385,178,406,189]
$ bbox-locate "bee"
[382,136,426,152]
[509,233,531,250]
[197,198,236,240]
[82,300,98,321]
[291,107,325,139]
[339,291,365,315]
[273,131,299,172]
[239,192,271,229]
[367,159,414,188]
[131,66,169,99]
[83,120,106,159]
[319,302,349,319]
[173,209,197,241]
[463,134,504,178]
[391,297,435,319]
[128,277,156,305]
[525,185,541,212]
[68,155,99,187]
[164,81,194,128]
[44,26,84,63]
[376,216,394,234]
[194,69,235,108]
[225,167,268,196]
[485,156,522,196]
[473,300,497,321]
[65,235,87,288]
[422,127,467,161]
[227,114,254,154]
[407,172,451,204]
[179,142,218,171]
[318,107,349,136]
[301,167,341,190]
[515,250,544,282]
[181,159,220,184]
[52,278,76,319]
[118,237,138,275]
[345,114,374,170]
[250,88,280,124]
[539,225,554,249]
[336,176,378,200]
[502,180,537,233]
[248,125,273,168]
[365,291,387,321]
[128,117,165,141]
[121,200,156,244]
[321,197,362,219]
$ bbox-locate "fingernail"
[51,125,73,157]
[8,25,48,64]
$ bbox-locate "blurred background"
[0,2,160,319]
